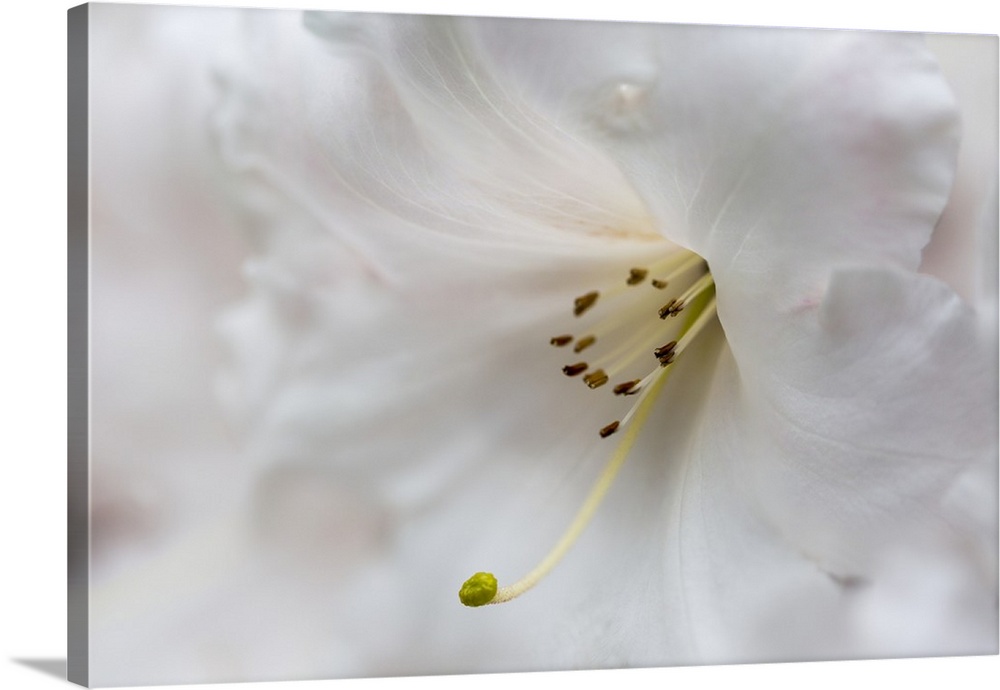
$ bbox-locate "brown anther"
[658,299,685,319]
[653,341,677,359]
[626,268,648,285]
[562,362,588,377]
[574,291,599,317]
[613,380,641,396]
[583,369,609,389]
[651,279,668,289]
[550,335,573,347]
[573,335,596,353]
[654,341,677,366]
[599,421,621,438]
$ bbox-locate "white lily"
[212,10,997,673]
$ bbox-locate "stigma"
[459,247,718,608]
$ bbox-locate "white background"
[0,1,997,689]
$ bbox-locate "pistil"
[459,367,674,607]
[459,250,718,607]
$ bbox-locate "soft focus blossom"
[89,6,998,686]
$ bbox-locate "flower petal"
[662,266,997,659]
[464,20,959,283]
[213,12,709,508]
[921,34,999,305]
[208,11,994,673]
[214,10,669,282]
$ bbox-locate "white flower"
[213,11,997,674]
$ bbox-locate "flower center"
[459,248,718,607]
[552,249,717,440]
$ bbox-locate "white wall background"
[0,1,997,689]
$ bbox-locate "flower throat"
[459,247,718,607]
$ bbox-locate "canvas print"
[69,2,999,687]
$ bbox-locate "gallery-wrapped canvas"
[68,3,998,687]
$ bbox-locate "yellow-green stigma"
[459,247,718,607]
[459,572,498,607]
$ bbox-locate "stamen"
[550,335,573,347]
[618,374,664,427]
[673,295,718,354]
[657,273,714,319]
[612,380,640,396]
[569,252,694,320]
[581,311,663,375]
[574,291,599,317]
[649,253,703,289]
[573,335,596,353]
[599,421,620,438]
[675,272,715,307]
[601,285,717,440]
[459,369,673,607]
[464,255,719,609]
[583,369,609,389]
[626,268,648,285]
[658,298,684,319]
[654,340,677,366]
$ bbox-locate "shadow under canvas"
[12,658,68,682]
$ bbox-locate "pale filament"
[577,257,710,378]
[584,250,703,307]
[619,297,717,428]
[484,367,672,605]
[590,313,672,376]
[460,255,719,607]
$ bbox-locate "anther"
[613,380,641,396]
[651,279,668,289]
[658,299,685,319]
[583,369,609,389]
[574,291,599,317]
[573,335,596,353]
[550,335,573,347]
[626,268,648,285]
[563,362,588,377]
[599,421,620,438]
[654,341,677,366]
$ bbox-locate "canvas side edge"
[67,3,90,688]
